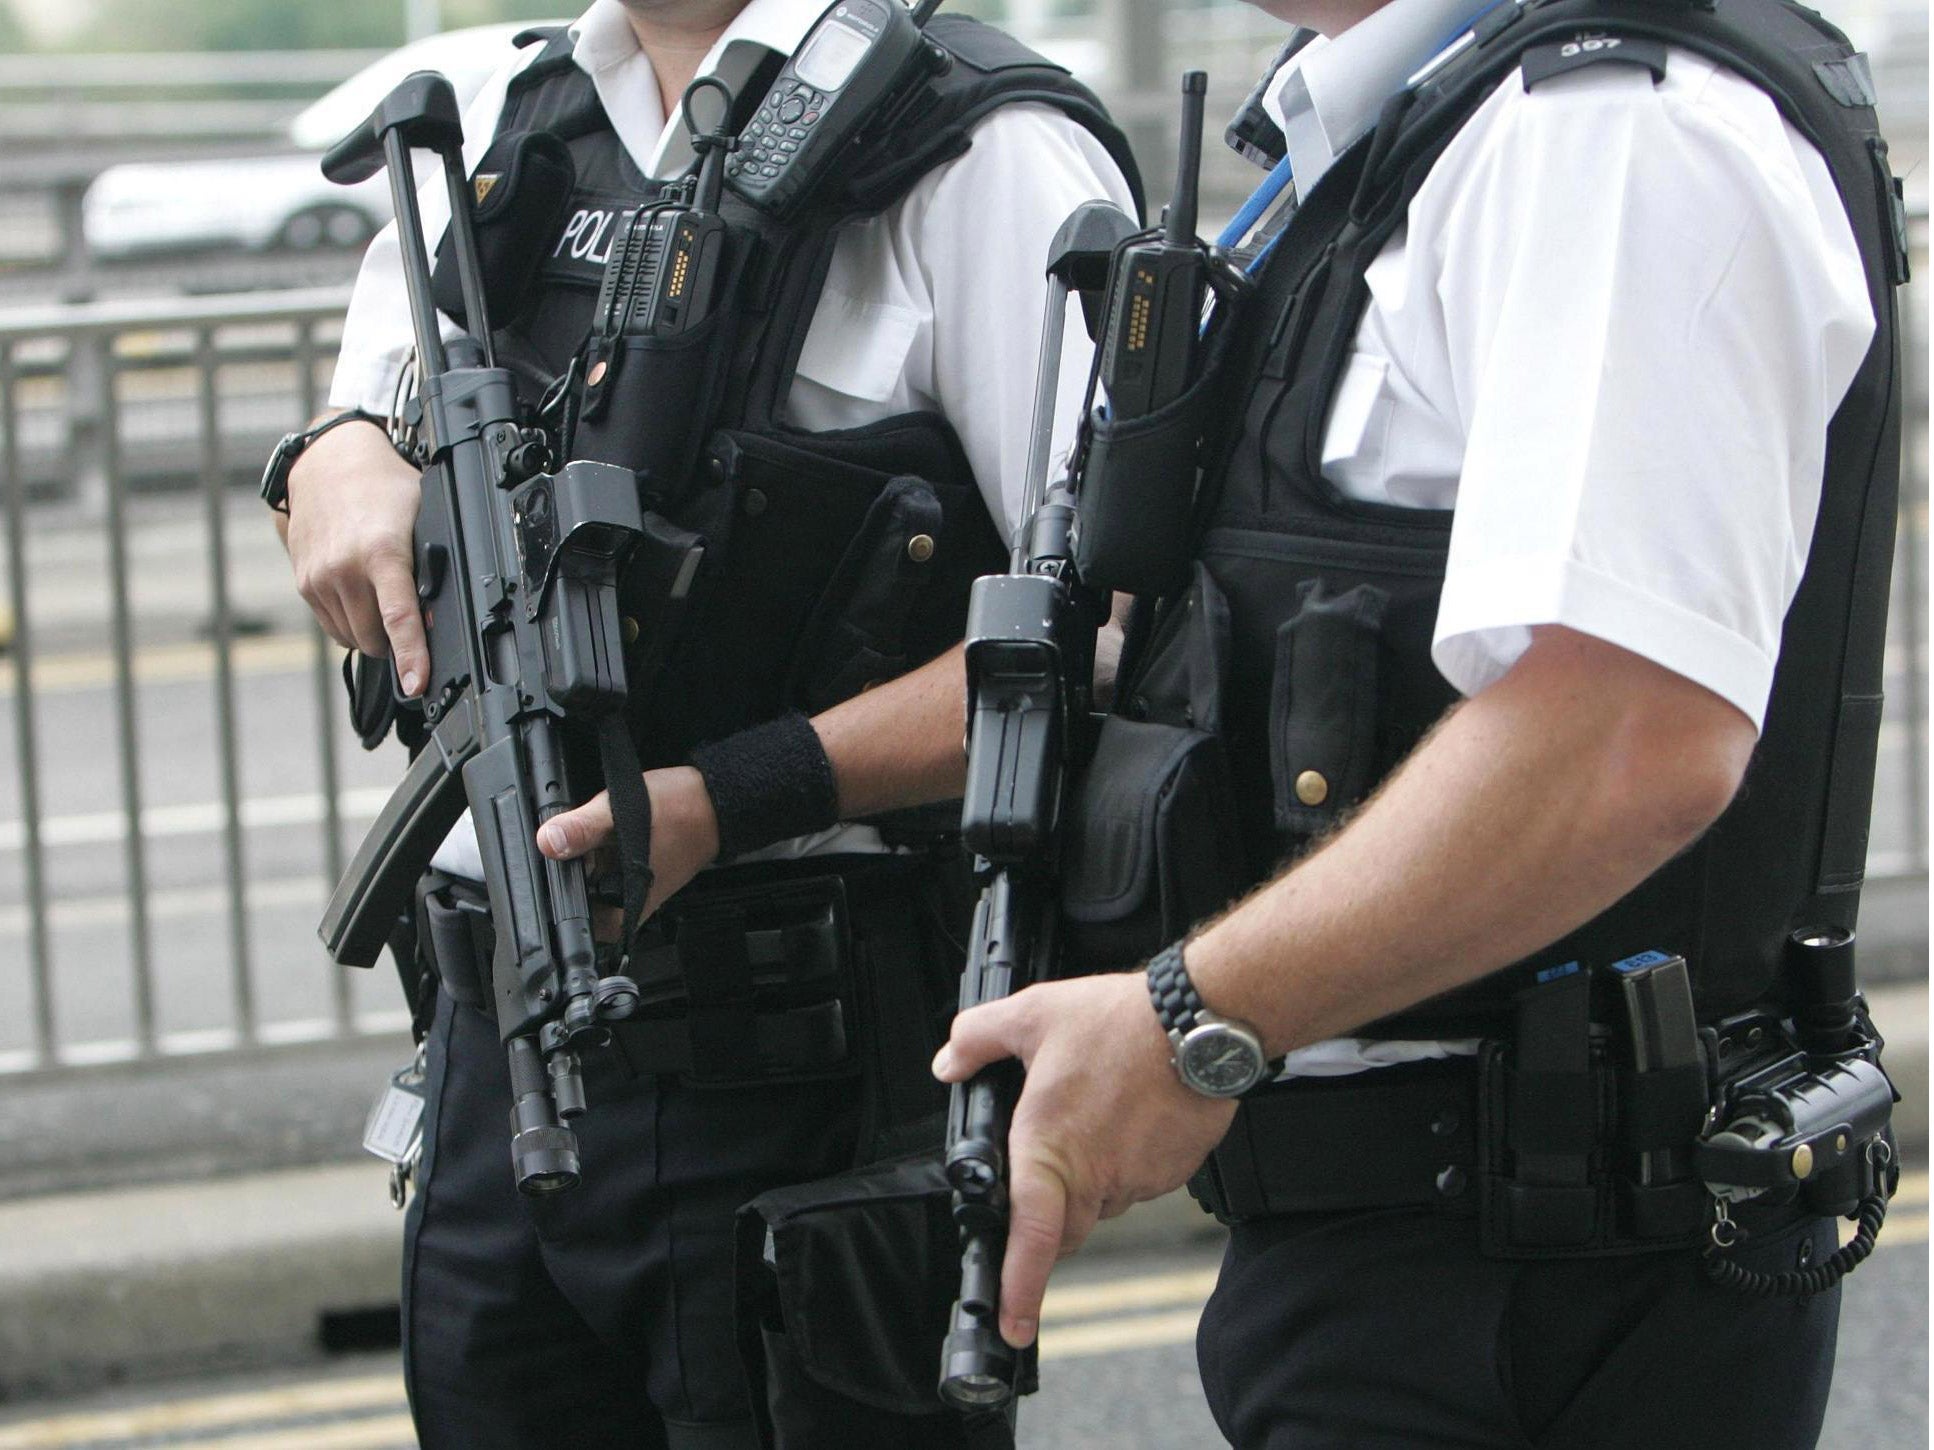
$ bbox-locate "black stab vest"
[1123,0,1907,1035]
[479,19,1143,766]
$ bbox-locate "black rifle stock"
[316,72,700,1194]
[938,201,1136,1411]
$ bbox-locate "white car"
[82,23,558,258]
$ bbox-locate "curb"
[0,982,1920,1402]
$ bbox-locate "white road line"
[0,786,391,852]
[0,1011,414,1075]
[0,873,329,936]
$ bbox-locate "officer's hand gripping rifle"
[314,74,703,1194]
[938,201,1137,1412]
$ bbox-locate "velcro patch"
[1521,34,1668,90]
[1813,53,1879,108]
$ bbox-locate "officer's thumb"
[932,998,1020,1082]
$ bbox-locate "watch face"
[1178,1023,1266,1097]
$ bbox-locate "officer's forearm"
[811,642,970,819]
[1185,626,1757,1056]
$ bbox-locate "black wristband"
[689,712,840,859]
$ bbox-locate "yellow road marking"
[0,1197,1919,1443]
[1040,1266,1219,1323]
[0,632,318,696]
[167,1411,418,1450]
[0,1374,404,1449]
[1039,1307,1205,1360]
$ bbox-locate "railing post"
[2,343,56,1067]
[199,326,255,1045]
[64,334,110,516]
[99,335,156,1056]
[295,321,355,1034]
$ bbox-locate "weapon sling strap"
[597,714,655,954]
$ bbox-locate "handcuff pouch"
[1058,716,1244,974]
[734,1152,1032,1442]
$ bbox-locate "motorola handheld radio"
[727,0,945,218]
[1094,72,1211,421]
[581,79,736,421]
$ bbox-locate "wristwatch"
[1146,941,1274,1098]
[260,409,383,513]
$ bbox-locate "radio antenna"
[911,0,945,27]
[1164,71,1207,246]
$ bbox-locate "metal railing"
[1,289,369,1072]
[0,246,1925,1077]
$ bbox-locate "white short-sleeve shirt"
[1256,8,1875,1077]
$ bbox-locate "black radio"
[727,0,944,218]
[1094,71,1211,421]
[579,81,735,424]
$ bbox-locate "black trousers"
[402,986,961,1450]
[1196,1204,1842,1450]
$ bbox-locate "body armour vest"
[458,18,1142,768]
[1119,0,1906,1036]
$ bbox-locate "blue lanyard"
[1217,153,1295,253]
[1217,2,1503,273]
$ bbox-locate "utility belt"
[1192,939,1900,1278]
[415,852,967,1112]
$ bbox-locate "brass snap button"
[907,533,935,563]
[586,359,608,387]
[1295,769,1329,807]
[622,617,640,646]
[743,488,768,517]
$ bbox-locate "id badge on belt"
[363,1043,428,1208]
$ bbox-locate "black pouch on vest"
[1270,579,1388,854]
[786,475,951,714]
[1060,716,1245,972]
[430,131,578,332]
[1061,562,1245,971]
[734,1152,1035,1443]
[1072,325,1235,598]
[570,302,737,504]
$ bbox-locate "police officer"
[274,0,1137,1444]
[935,0,1904,1442]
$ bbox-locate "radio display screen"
[795,21,871,90]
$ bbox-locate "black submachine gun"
[937,198,1137,1411]
[940,71,1232,1412]
[315,74,703,1195]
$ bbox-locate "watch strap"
[1146,940,1205,1038]
[261,408,383,512]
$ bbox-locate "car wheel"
[276,204,376,251]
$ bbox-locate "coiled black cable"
[1701,1192,1888,1297]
